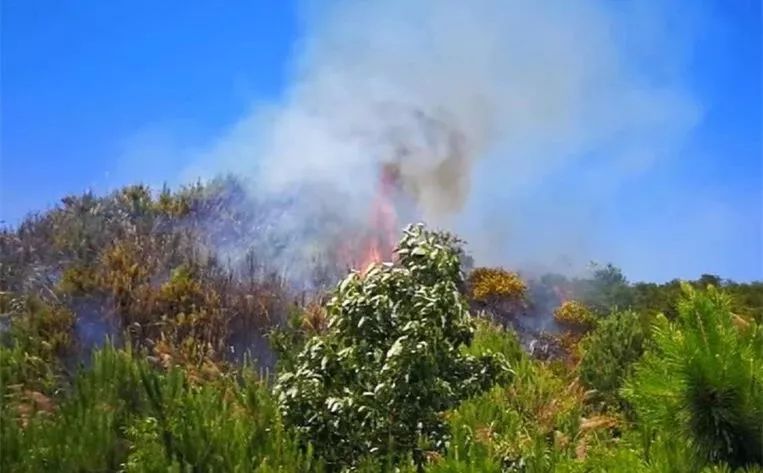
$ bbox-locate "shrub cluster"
[578,310,646,407]
[467,267,527,321]
[3,180,763,472]
[469,267,527,303]
[553,300,596,331]
[275,225,511,469]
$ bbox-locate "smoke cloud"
[184,0,702,277]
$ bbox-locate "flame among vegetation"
[1,179,762,472]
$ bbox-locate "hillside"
[1,179,762,472]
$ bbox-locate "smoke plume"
[185,0,701,276]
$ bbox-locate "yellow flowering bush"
[468,267,527,303]
[554,300,596,329]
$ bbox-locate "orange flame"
[359,164,399,270]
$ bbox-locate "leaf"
[411,247,427,256]
[386,337,406,358]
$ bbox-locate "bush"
[275,224,511,469]
[1,294,74,362]
[578,310,646,407]
[554,300,596,331]
[446,354,585,471]
[469,268,527,303]
[466,318,524,364]
[623,284,763,469]
[468,267,527,322]
[1,345,316,472]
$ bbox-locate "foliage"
[2,295,75,359]
[1,345,318,472]
[3,180,763,471]
[579,310,646,408]
[553,300,596,331]
[0,294,74,402]
[575,263,633,316]
[623,284,763,469]
[467,267,527,322]
[446,352,588,471]
[1,177,299,374]
[465,318,524,363]
[468,267,527,304]
[275,225,511,469]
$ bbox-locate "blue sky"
[1,0,761,282]
[2,1,300,218]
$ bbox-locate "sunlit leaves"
[275,224,510,469]
[623,284,763,468]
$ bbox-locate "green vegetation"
[623,284,763,469]
[578,310,646,408]
[554,300,596,331]
[2,345,316,472]
[275,226,510,469]
[1,180,762,471]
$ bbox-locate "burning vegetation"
[343,163,402,271]
[1,178,762,471]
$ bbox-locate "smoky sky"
[176,0,728,281]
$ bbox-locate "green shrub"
[446,354,586,472]
[4,296,75,359]
[623,284,763,469]
[579,310,646,407]
[466,318,524,363]
[2,345,317,472]
[275,224,511,469]
[0,295,74,402]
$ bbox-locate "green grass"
[2,345,319,472]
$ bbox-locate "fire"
[359,242,383,270]
[354,163,401,272]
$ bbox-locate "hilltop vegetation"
[1,179,762,471]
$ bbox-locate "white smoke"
[185,0,701,275]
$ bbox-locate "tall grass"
[2,345,319,472]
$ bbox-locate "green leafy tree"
[578,263,633,315]
[623,284,763,469]
[275,224,511,469]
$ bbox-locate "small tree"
[623,284,763,469]
[579,263,633,315]
[275,224,510,469]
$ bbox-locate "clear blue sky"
[1,0,761,281]
[2,1,300,220]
